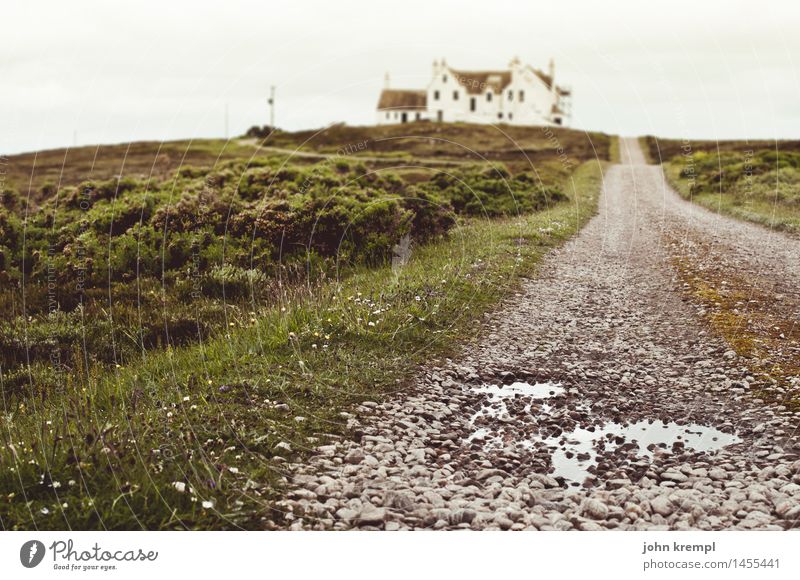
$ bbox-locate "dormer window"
[508,90,513,101]
[519,90,525,102]
[453,90,459,100]
[434,90,440,100]
[486,92,492,102]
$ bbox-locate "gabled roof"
[528,67,553,89]
[449,65,558,94]
[450,69,512,95]
[377,89,427,110]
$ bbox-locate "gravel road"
[276,138,800,530]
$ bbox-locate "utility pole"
[268,86,275,128]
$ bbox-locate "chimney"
[432,59,440,75]
[384,72,390,89]
[548,58,555,86]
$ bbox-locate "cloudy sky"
[2,0,798,154]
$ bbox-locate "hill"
[0,123,611,529]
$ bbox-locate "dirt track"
[277,138,800,530]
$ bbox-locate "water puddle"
[544,420,741,491]
[468,381,563,442]
[467,379,741,490]
[474,381,566,400]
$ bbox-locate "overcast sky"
[2,0,799,154]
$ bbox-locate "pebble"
[274,141,800,530]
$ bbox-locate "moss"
[671,245,800,411]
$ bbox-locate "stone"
[650,496,674,517]
[661,470,688,483]
[582,498,609,520]
[476,468,510,481]
[344,449,365,465]
[335,507,358,522]
[357,507,386,526]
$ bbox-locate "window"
[401,112,408,123]
[386,112,390,119]
[519,90,525,102]
[453,90,459,100]
[508,90,513,101]
[508,112,513,120]
[498,112,503,119]
[416,112,421,120]
[470,97,476,112]
[442,74,448,83]
[434,90,440,100]
[486,92,492,102]
[437,110,443,122]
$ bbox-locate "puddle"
[544,420,741,490]
[468,381,564,442]
[467,380,741,490]
[474,381,565,400]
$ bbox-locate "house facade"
[376,57,571,127]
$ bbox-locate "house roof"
[450,65,557,94]
[377,89,427,110]
[450,69,512,95]
[529,67,553,89]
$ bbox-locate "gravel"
[275,138,800,530]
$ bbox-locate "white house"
[376,57,571,127]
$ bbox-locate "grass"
[0,126,607,529]
[670,245,800,410]
[642,135,800,164]
[637,137,654,164]
[663,158,800,236]
[3,140,259,205]
[250,122,613,173]
[0,125,609,396]
[644,135,800,234]
[4,124,612,206]
[642,136,800,236]
[608,136,621,164]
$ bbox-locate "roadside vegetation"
[643,136,800,235]
[0,125,609,529]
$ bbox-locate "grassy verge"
[670,242,800,410]
[664,162,800,236]
[0,160,606,530]
[608,136,621,164]
[644,135,800,235]
[637,137,654,164]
